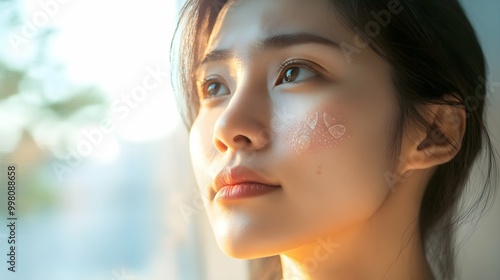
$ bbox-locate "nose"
[213,89,272,153]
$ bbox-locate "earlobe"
[400,98,466,174]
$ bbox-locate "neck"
[279,169,436,280]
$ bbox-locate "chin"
[215,235,284,259]
[219,244,263,259]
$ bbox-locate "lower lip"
[215,183,281,201]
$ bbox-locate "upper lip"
[214,166,280,193]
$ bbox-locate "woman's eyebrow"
[197,32,340,70]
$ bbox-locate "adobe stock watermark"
[177,188,207,224]
[464,74,499,116]
[281,235,341,280]
[51,65,168,182]
[110,267,136,280]
[384,103,462,190]
[341,0,404,63]
[382,75,499,190]
[9,0,71,53]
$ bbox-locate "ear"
[399,96,466,175]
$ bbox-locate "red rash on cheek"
[287,109,350,156]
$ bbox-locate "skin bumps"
[291,111,349,155]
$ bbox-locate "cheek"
[272,98,351,158]
[289,110,349,155]
[190,117,213,167]
[189,114,220,196]
[276,104,391,228]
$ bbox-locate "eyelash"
[197,59,325,99]
[198,76,226,99]
[275,59,322,85]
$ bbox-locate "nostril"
[233,135,252,145]
[214,137,228,153]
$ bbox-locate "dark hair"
[171,0,498,279]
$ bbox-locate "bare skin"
[189,0,465,279]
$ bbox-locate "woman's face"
[190,0,399,258]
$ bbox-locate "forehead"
[206,0,352,54]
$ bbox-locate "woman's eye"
[281,66,318,84]
[203,82,230,98]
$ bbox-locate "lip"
[213,166,281,200]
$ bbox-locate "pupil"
[285,68,298,82]
[208,83,219,95]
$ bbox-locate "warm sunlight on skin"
[187,0,461,279]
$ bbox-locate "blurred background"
[0,0,498,279]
